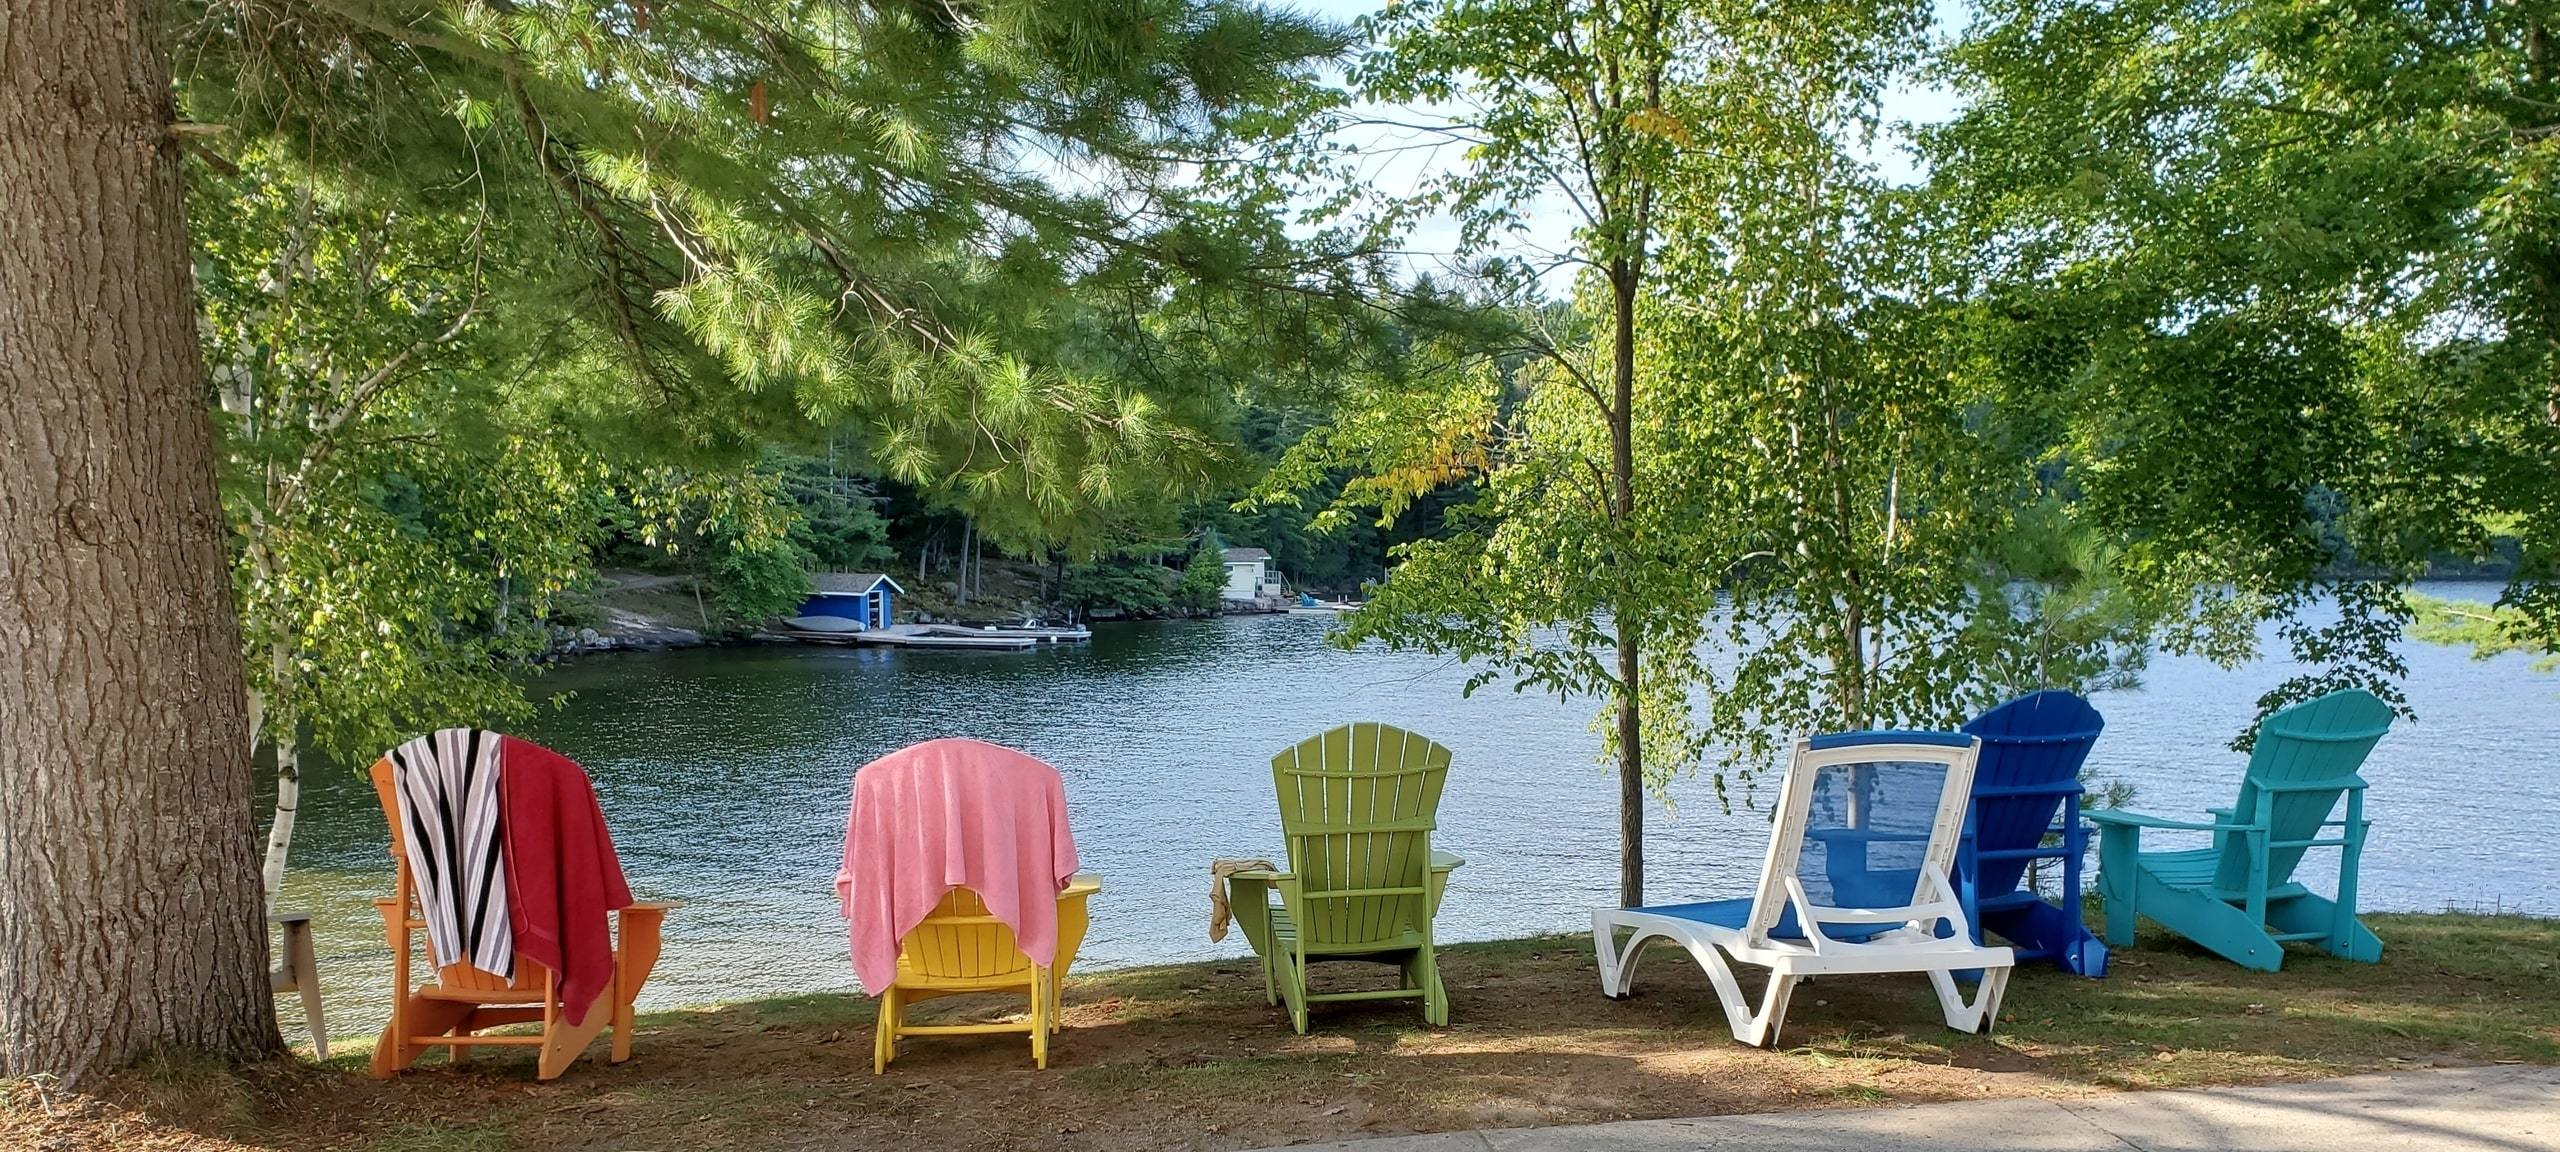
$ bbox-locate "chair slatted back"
[1963,691,2105,898]
[2214,689,2393,891]
[1271,723,1451,951]
[900,887,1033,981]
[368,758,544,994]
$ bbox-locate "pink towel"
[834,738,1080,994]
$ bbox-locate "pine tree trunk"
[0,0,279,1079]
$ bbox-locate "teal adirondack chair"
[1222,723,1464,1032]
[2089,689,2393,971]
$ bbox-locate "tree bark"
[1609,262,1644,910]
[0,0,280,1080]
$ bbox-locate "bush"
[1175,542,1227,614]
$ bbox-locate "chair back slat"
[901,887,1035,980]
[2215,689,2393,890]
[1963,691,2104,898]
[1273,723,1450,950]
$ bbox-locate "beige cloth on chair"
[1208,858,1278,942]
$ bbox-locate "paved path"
[1260,1065,2560,1152]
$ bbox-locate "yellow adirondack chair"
[873,877,1102,1072]
[366,757,676,1080]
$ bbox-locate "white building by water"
[1221,547,1284,603]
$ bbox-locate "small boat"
[992,622,1092,643]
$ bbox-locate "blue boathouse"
[794,571,903,631]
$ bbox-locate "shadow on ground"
[6,913,2554,1151]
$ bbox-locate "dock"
[774,622,1091,650]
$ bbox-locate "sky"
[1280,0,1975,290]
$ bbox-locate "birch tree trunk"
[259,643,300,911]
[0,0,280,1079]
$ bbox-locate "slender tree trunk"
[1609,263,1645,910]
[258,643,299,911]
[0,0,279,1079]
[957,518,975,605]
[261,731,302,913]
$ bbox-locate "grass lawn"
[8,912,2556,1151]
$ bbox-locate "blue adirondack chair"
[1957,691,2108,977]
[2088,688,2392,971]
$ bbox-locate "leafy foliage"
[1176,541,1231,614]
[1060,554,1176,617]
[201,146,605,767]
[178,0,1354,554]
[1924,0,2560,717]
[2408,592,2558,670]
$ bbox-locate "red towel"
[835,738,1080,995]
[500,736,634,1026]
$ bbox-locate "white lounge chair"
[1591,730,2015,1047]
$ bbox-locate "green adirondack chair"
[2089,688,2393,971]
[1222,723,1464,1032]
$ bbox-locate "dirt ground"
[7,913,2555,1152]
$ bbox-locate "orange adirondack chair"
[366,757,676,1080]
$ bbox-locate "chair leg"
[537,992,614,1081]
[1030,966,1050,1070]
[286,921,328,1061]
[1592,915,1644,999]
[370,1011,403,1080]
[2098,825,2138,948]
[1742,972,1801,1049]
[1278,950,1310,1034]
[1928,965,2010,1034]
[1417,942,1446,1027]
[609,964,634,1065]
[1652,931,1787,1047]
[873,987,899,1074]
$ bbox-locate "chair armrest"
[1221,869,1289,958]
[627,899,684,911]
[1429,850,1465,872]
[1062,873,1103,897]
[2086,809,2255,832]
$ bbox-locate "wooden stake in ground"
[0,0,280,1081]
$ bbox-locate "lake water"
[277,582,2560,1042]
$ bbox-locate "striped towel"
[388,728,513,977]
